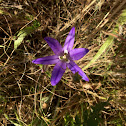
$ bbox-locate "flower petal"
[51,61,66,86]
[44,37,63,55]
[67,61,89,81]
[69,48,89,60]
[63,27,75,51]
[32,55,59,65]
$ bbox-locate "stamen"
[66,59,70,63]
[59,50,69,63]
[59,56,61,60]
[64,50,68,54]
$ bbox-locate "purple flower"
[32,27,89,86]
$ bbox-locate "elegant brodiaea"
[32,27,89,86]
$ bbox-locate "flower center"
[59,50,70,63]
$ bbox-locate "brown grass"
[0,0,126,125]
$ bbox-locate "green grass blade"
[82,36,114,70]
[14,20,40,49]
[4,114,21,126]
[82,8,126,71]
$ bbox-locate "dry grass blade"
[60,0,97,31]
[0,0,126,125]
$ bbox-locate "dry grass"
[0,0,126,125]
